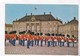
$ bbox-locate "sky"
[5,4,78,24]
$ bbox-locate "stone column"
[34,23,37,32]
[29,23,32,31]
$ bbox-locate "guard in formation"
[5,31,76,48]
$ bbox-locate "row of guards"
[5,31,77,48]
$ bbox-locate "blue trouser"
[11,39,15,46]
[60,41,62,47]
[19,40,20,45]
[22,40,25,46]
[47,41,50,47]
[31,40,34,46]
[37,40,39,46]
[62,42,64,46]
[54,41,57,46]
[10,39,12,44]
[52,41,54,47]
[58,41,60,46]
[45,40,46,45]
[41,40,43,46]
[13,39,16,46]
[72,42,74,47]
[67,42,69,47]
[35,40,37,45]
[27,40,30,48]
[20,40,22,45]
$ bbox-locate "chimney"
[68,21,69,23]
[44,12,45,15]
[74,17,76,20]
[31,13,32,16]
[50,12,51,14]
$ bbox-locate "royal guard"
[61,36,65,46]
[5,34,9,45]
[34,34,37,45]
[21,34,26,46]
[44,36,47,45]
[54,36,57,46]
[10,34,16,46]
[47,36,52,47]
[8,34,11,43]
[71,37,75,47]
[36,34,40,46]
[39,35,43,47]
[57,36,61,46]
[26,33,31,48]
[18,34,22,45]
[31,34,35,46]
[51,36,55,47]
[66,37,70,47]
[45,36,48,46]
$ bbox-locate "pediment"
[31,16,36,21]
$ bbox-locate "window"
[74,26,76,31]
[32,26,35,31]
[50,28,52,32]
[37,26,40,32]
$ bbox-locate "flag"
[35,8,37,10]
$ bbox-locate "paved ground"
[5,40,78,55]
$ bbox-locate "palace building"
[5,12,78,38]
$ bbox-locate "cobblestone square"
[5,40,78,55]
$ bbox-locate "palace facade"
[5,12,78,38]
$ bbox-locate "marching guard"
[9,34,16,46]
[39,35,43,47]
[31,34,35,46]
[5,31,77,48]
[54,36,57,46]
[36,34,40,46]
[57,36,61,46]
[71,37,75,47]
[34,34,37,45]
[21,34,26,46]
[26,33,31,48]
[51,36,55,47]
[66,37,70,47]
[5,34,9,45]
[18,34,22,45]
[60,36,65,47]
[47,35,52,47]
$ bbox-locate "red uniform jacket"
[71,38,75,42]
[36,36,40,40]
[51,36,54,41]
[26,34,31,40]
[66,38,69,42]
[57,36,61,41]
[10,34,16,40]
[18,34,22,40]
[34,36,37,40]
[22,34,26,40]
[5,34,9,39]
[39,36,43,41]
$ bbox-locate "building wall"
[12,21,62,34]
[5,26,13,33]
[6,19,78,38]
[58,21,78,38]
